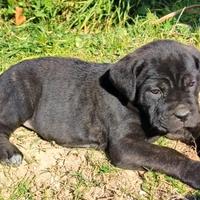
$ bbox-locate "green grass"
[1,0,200,31]
[1,11,200,71]
[9,180,33,200]
[98,163,115,174]
[0,2,200,200]
[1,0,132,32]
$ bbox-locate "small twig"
[153,4,200,25]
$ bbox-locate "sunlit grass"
[0,5,200,200]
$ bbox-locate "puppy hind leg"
[0,77,41,166]
[0,122,23,166]
[0,134,23,166]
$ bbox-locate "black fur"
[1,40,200,189]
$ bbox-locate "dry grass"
[0,127,199,200]
[0,128,143,200]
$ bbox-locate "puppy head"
[102,40,200,136]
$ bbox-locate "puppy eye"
[150,88,161,94]
[187,81,195,87]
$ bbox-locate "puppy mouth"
[151,119,168,133]
[148,109,200,136]
[153,120,197,144]
[165,128,196,145]
[157,119,200,136]
[152,118,192,134]
[155,110,200,131]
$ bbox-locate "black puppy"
[1,40,200,189]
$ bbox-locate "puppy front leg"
[108,134,200,189]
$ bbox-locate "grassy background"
[0,0,200,199]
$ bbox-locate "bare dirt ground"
[0,127,199,200]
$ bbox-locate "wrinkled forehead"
[139,52,198,87]
[151,51,195,73]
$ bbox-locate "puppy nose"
[174,104,190,120]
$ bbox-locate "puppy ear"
[194,55,200,71]
[100,54,144,105]
[186,45,200,70]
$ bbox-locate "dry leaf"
[15,7,26,26]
